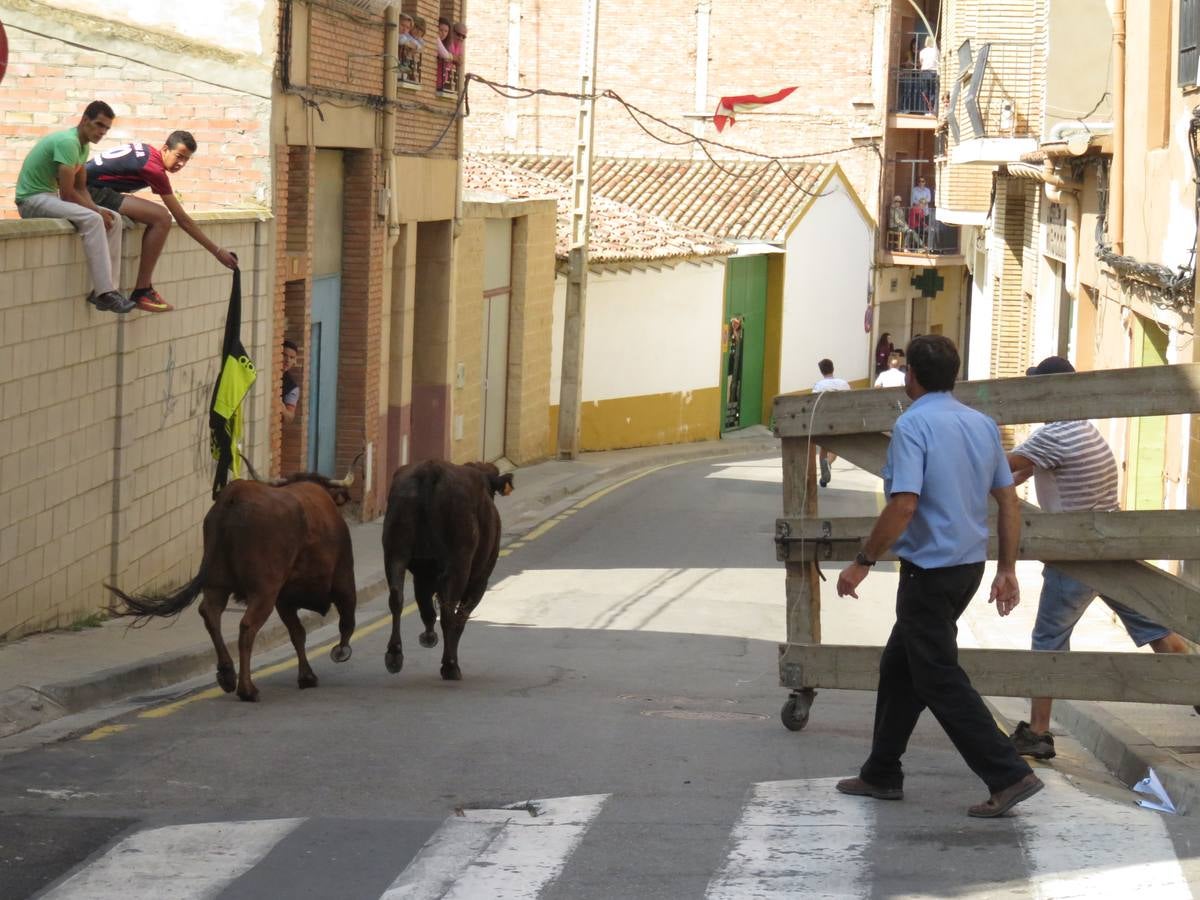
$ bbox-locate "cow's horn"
[330,469,355,487]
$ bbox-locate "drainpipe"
[693,0,712,150]
[1109,0,1125,253]
[381,4,400,506]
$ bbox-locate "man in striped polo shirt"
[1007,356,1191,760]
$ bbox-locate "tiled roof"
[486,155,829,243]
[463,156,734,264]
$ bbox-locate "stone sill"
[0,207,271,240]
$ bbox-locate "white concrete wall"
[779,181,873,392]
[550,261,726,405]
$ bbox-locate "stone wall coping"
[462,197,557,219]
[0,208,272,241]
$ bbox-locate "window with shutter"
[1181,0,1200,86]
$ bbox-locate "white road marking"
[41,818,304,899]
[706,778,872,899]
[379,794,609,900]
[1018,770,1192,899]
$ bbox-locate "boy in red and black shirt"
[86,131,237,312]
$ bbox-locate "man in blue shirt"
[833,335,1041,818]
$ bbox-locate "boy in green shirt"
[14,100,133,314]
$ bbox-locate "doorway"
[482,219,512,462]
[307,149,344,475]
[722,256,768,432]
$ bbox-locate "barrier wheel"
[781,690,814,732]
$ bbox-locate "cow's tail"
[105,557,209,626]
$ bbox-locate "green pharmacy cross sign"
[911,267,944,298]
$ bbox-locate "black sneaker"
[1010,721,1056,759]
[819,457,832,487]
[89,290,135,314]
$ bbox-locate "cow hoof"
[419,631,439,648]
[298,673,319,689]
[216,666,236,693]
[237,687,260,703]
[440,664,462,681]
[384,650,404,674]
[330,644,352,663]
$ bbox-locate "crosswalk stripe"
[379,794,609,900]
[40,818,304,900]
[1018,771,1191,899]
[705,777,872,899]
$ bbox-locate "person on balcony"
[890,196,924,251]
[910,176,932,208]
[435,17,455,91]
[918,37,939,114]
[398,12,422,83]
[908,197,930,249]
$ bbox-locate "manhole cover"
[618,694,736,705]
[640,709,768,722]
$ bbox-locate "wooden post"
[782,436,821,646]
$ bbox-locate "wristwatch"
[854,551,876,568]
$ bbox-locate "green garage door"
[722,256,768,432]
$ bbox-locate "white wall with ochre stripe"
[779,179,873,393]
[550,260,726,405]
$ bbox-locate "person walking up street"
[86,131,238,312]
[1006,356,1195,760]
[813,358,850,487]
[874,352,906,388]
[834,335,1043,818]
[14,100,133,314]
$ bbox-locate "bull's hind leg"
[438,568,471,681]
[329,570,355,665]
[413,565,439,649]
[235,595,276,702]
[277,603,318,689]
[198,589,236,693]
[384,559,408,674]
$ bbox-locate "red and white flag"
[712,86,797,132]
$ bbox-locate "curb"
[987,696,1200,815]
[0,577,390,739]
[1051,699,1200,815]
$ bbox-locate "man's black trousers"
[859,559,1033,793]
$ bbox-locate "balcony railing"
[949,40,1038,143]
[884,205,961,256]
[892,68,939,116]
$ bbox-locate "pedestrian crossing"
[35,773,1195,899]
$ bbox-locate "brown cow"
[381,460,513,680]
[107,472,357,702]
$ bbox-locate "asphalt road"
[1,454,1199,899]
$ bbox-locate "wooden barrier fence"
[772,363,1200,729]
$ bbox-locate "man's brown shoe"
[967,773,1043,818]
[836,776,903,801]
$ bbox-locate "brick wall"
[308,1,387,96]
[0,21,271,218]
[339,149,387,517]
[0,213,271,640]
[505,205,556,464]
[463,0,880,201]
[275,146,315,477]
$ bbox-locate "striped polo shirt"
[1012,420,1119,513]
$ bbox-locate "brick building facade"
[463,0,886,208]
[0,1,273,217]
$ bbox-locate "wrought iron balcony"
[884,204,961,256]
[892,68,939,117]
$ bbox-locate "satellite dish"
[0,19,8,85]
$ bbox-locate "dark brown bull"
[106,472,357,702]
[382,460,513,680]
